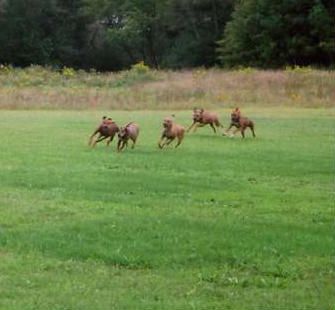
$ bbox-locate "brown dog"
[117,122,140,152]
[88,116,119,147]
[158,117,185,149]
[225,108,256,138]
[187,108,223,133]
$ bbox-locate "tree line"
[0,0,334,71]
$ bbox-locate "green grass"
[0,108,334,309]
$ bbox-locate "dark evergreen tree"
[161,0,234,68]
[0,0,333,69]
[217,0,335,67]
[0,0,90,67]
[0,0,57,65]
[82,0,234,69]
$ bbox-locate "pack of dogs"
[89,108,256,152]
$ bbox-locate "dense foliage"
[0,0,334,69]
[217,0,335,68]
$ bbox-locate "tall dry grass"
[0,65,334,110]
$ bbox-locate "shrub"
[112,61,157,87]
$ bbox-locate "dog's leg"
[193,123,206,132]
[250,124,256,138]
[241,127,246,138]
[166,137,175,146]
[231,127,240,138]
[95,135,108,144]
[106,137,112,146]
[210,123,217,133]
[131,137,136,149]
[223,124,233,136]
[175,136,184,148]
[160,138,171,149]
[107,134,115,146]
[92,134,107,147]
[158,136,167,149]
[117,139,122,151]
[192,123,199,132]
[187,122,196,133]
[89,129,100,146]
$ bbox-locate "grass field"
[0,107,334,309]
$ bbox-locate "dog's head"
[118,126,128,139]
[163,117,173,129]
[102,117,113,125]
[192,108,204,122]
[231,108,241,123]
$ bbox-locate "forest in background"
[0,0,334,71]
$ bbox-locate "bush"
[112,61,157,87]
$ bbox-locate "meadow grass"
[0,108,334,309]
[0,66,334,110]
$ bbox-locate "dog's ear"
[125,122,133,129]
[102,116,107,120]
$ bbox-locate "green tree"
[217,0,335,67]
[83,0,171,69]
[161,0,234,68]
[0,0,90,67]
[0,0,56,65]
[83,0,234,69]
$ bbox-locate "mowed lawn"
[0,108,333,310]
